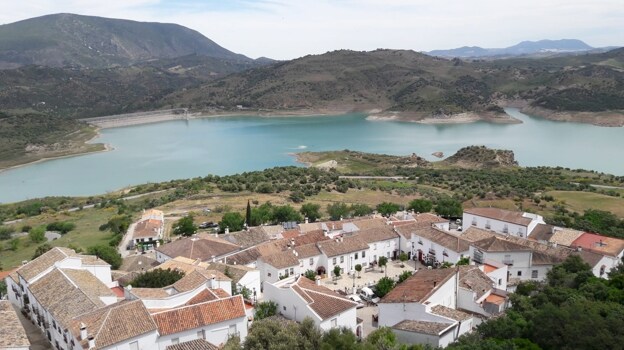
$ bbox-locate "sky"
[1,0,622,60]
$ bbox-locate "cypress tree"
[246,199,252,227]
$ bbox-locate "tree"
[102,214,132,234]
[434,198,463,218]
[46,221,76,234]
[289,190,305,203]
[364,327,398,349]
[457,256,470,265]
[398,270,413,283]
[378,256,388,275]
[272,205,303,223]
[173,215,198,236]
[9,238,19,251]
[333,265,342,279]
[129,268,185,288]
[254,301,278,320]
[304,269,317,281]
[29,226,46,243]
[0,225,15,240]
[355,264,362,278]
[32,243,52,259]
[0,280,6,299]
[320,327,359,350]
[375,277,396,297]
[219,212,245,233]
[87,245,122,269]
[327,202,350,221]
[376,202,401,217]
[399,252,408,267]
[250,202,274,226]
[408,199,433,213]
[350,203,373,217]
[246,200,252,226]
[300,203,321,223]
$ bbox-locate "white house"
[316,236,370,277]
[257,250,300,284]
[206,262,262,300]
[396,223,470,266]
[155,236,240,264]
[152,295,248,349]
[263,276,359,334]
[463,208,545,238]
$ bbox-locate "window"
[387,241,390,247]
[229,324,237,336]
[129,341,139,350]
[289,267,294,275]
[309,258,314,266]
[267,272,272,277]
[485,220,491,229]
[197,330,205,339]
[362,251,366,258]
[386,252,390,258]
[340,256,344,263]
[498,279,502,286]
[331,318,338,327]
[531,270,538,279]
[600,265,606,276]
[471,219,477,226]
[172,338,179,345]
[283,306,287,311]
[284,269,289,276]
[373,244,377,250]
[517,271,522,277]
[333,257,337,264]
[355,252,358,259]
[503,224,509,233]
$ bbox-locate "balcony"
[485,224,491,229]
[428,248,436,255]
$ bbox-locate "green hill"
[0,13,253,68]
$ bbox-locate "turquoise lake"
[0,108,622,203]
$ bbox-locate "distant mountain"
[428,39,599,58]
[0,13,255,69]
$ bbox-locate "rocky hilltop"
[442,146,518,169]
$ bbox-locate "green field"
[547,190,624,218]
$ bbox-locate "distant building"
[463,208,545,238]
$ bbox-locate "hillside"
[440,146,518,169]
[0,13,253,68]
[163,48,624,122]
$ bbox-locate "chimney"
[225,227,230,234]
[340,237,344,243]
[212,255,216,262]
[433,281,437,288]
[80,323,87,340]
[305,217,309,224]
[88,336,95,349]
[315,276,321,286]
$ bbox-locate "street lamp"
[351,256,355,293]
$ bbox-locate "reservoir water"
[0,108,622,203]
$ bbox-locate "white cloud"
[1,0,622,60]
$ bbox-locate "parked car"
[347,294,365,309]
[199,221,218,229]
[358,287,380,305]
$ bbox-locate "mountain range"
[428,39,616,59]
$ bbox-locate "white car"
[347,294,365,309]
[359,287,381,305]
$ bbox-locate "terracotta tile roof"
[119,255,159,272]
[464,208,532,226]
[110,286,124,298]
[485,294,506,305]
[397,224,471,253]
[77,255,111,266]
[224,247,262,266]
[414,213,449,224]
[222,228,271,248]
[157,237,240,261]
[185,289,220,305]
[458,266,493,299]
[260,225,285,236]
[392,319,453,335]
[60,268,116,301]
[381,268,456,304]
[212,288,231,298]
[354,226,399,244]
[281,229,300,239]
[152,295,246,336]
[172,270,210,293]
[291,230,330,246]
[572,250,605,267]
[289,276,357,320]
[317,236,370,257]
[260,251,300,269]
[430,305,473,321]
[129,288,171,299]
[293,243,322,259]
[205,262,254,284]
[0,301,30,348]
[299,222,323,233]
[571,232,624,257]
[72,300,157,349]
[459,227,497,242]
[549,228,585,246]
[17,246,75,282]
[0,268,17,281]
[483,264,498,273]
[351,217,388,230]
[166,339,219,350]
[471,236,533,252]
[133,219,163,239]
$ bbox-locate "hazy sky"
[1,0,622,60]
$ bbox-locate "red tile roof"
[289,276,357,320]
[152,296,246,336]
[380,268,456,304]
[571,232,624,257]
[464,208,532,226]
